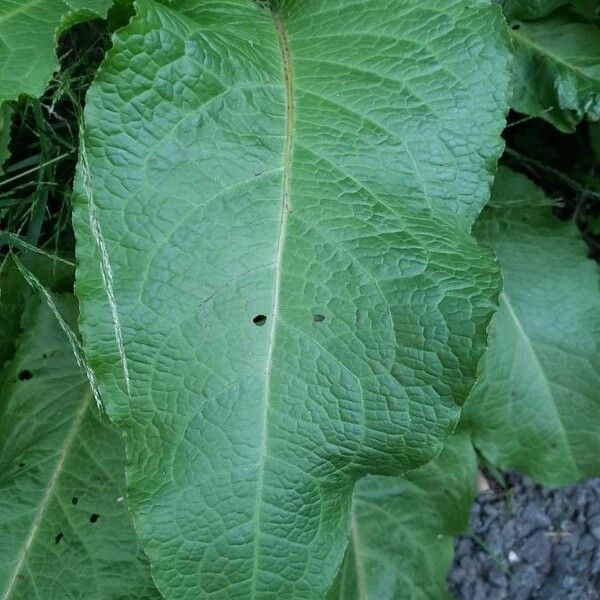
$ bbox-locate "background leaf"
[0,294,160,600]
[0,254,73,372]
[509,8,600,131]
[501,0,569,20]
[464,167,600,485]
[327,430,477,600]
[0,0,113,104]
[73,0,510,597]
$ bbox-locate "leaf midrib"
[250,8,295,597]
[351,511,369,600]
[1,391,91,600]
[500,291,579,473]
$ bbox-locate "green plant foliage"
[2,0,599,597]
[0,0,113,104]
[327,430,477,600]
[502,0,599,21]
[502,0,568,20]
[464,167,600,485]
[508,7,600,131]
[72,0,510,597]
[0,254,74,372]
[572,0,600,21]
[0,293,159,600]
[591,123,600,158]
[0,20,112,265]
[0,104,11,175]
[0,257,27,370]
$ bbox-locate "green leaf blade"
[465,168,600,485]
[509,11,600,131]
[502,0,569,20]
[73,1,510,597]
[328,430,477,600]
[0,295,159,600]
[0,0,113,103]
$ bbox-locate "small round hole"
[18,370,33,381]
[90,513,100,523]
[313,314,325,323]
[253,315,267,327]
[55,532,63,544]
[72,497,79,506]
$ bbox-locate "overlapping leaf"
[508,6,600,131]
[327,430,476,600]
[328,167,600,596]
[73,0,510,597]
[464,167,600,485]
[0,0,113,104]
[0,294,159,599]
[0,256,75,371]
[502,0,568,20]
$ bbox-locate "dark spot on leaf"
[18,462,25,468]
[72,497,79,506]
[90,513,100,523]
[313,314,325,323]
[42,353,47,359]
[18,369,33,381]
[55,532,63,544]
[253,315,267,326]
[511,23,521,30]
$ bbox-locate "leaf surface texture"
[73,0,510,597]
[465,167,600,485]
[327,431,476,600]
[509,8,600,131]
[0,0,113,103]
[0,295,159,600]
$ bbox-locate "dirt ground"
[449,472,600,599]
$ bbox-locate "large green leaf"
[73,0,510,597]
[0,0,113,103]
[508,8,600,131]
[464,167,600,486]
[0,294,159,599]
[327,430,476,600]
